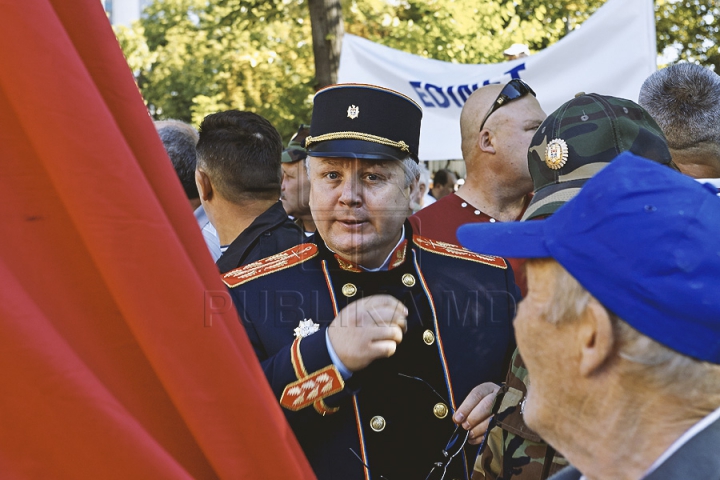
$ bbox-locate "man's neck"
[210,198,277,246]
[456,172,530,222]
[671,146,720,179]
[546,379,717,480]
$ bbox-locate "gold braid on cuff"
[306,132,410,153]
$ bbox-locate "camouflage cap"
[281,124,310,163]
[523,93,676,220]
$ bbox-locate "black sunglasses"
[478,79,536,131]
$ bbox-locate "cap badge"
[347,105,359,119]
[545,138,569,170]
[294,318,320,338]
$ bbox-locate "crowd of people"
[157,63,720,480]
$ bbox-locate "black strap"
[540,444,556,480]
[476,383,508,458]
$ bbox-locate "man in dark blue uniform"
[223,84,518,480]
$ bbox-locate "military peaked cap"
[306,84,422,162]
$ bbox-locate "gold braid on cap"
[305,132,410,153]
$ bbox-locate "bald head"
[454,82,545,220]
[460,85,504,159]
[459,83,545,169]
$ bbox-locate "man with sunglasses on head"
[411,79,545,296]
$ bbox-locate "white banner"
[338,0,657,160]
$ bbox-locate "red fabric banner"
[0,0,314,478]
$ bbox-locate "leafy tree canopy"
[656,0,719,70]
[114,0,718,141]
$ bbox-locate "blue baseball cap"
[457,152,720,364]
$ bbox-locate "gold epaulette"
[413,235,507,269]
[221,243,319,288]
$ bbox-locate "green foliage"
[343,0,607,63]
[114,0,717,141]
[116,0,315,139]
[656,0,719,71]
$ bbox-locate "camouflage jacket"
[472,349,568,480]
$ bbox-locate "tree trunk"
[308,0,344,90]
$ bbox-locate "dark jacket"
[223,222,519,480]
[216,200,303,273]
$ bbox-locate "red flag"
[0,0,315,478]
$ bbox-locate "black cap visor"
[307,138,418,162]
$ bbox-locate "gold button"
[401,273,416,287]
[370,415,386,432]
[342,283,357,297]
[433,403,449,419]
[423,329,435,345]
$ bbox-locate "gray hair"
[155,119,200,200]
[639,63,720,150]
[611,319,720,398]
[402,158,421,188]
[531,258,720,399]
[305,157,420,189]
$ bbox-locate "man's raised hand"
[328,295,408,372]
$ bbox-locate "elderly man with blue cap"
[470,93,682,480]
[458,153,720,479]
[222,84,519,480]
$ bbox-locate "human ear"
[195,169,213,202]
[578,299,614,377]
[408,176,419,199]
[478,130,496,154]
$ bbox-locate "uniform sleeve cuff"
[325,328,353,379]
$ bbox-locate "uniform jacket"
[549,416,720,480]
[216,200,304,273]
[224,222,519,480]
